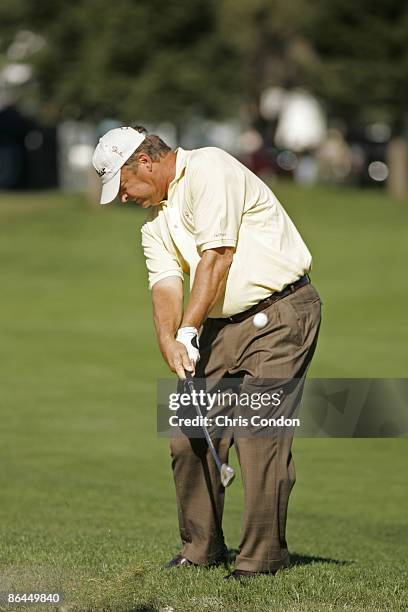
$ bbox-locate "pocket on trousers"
[288,296,321,347]
[277,299,303,347]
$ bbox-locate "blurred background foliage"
[305,0,408,132]
[0,0,407,195]
[0,0,243,125]
[0,0,406,131]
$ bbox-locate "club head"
[220,463,235,487]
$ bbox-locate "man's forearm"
[152,277,183,349]
[151,276,196,377]
[181,247,233,329]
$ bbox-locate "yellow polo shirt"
[141,147,312,318]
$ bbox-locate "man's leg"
[231,283,322,572]
[233,435,294,572]
[169,319,231,565]
[170,435,231,564]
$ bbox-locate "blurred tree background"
[218,0,317,121]
[304,0,408,196]
[0,0,407,193]
[0,0,243,127]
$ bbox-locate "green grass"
[0,185,407,611]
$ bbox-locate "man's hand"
[176,327,200,368]
[161,337,194,379]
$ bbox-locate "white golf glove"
[176,327,200,365]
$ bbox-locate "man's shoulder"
[141,205,165,234]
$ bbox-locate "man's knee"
[170,436,207,461]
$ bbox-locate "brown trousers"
[170,283,322,572]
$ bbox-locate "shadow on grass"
[289,552,351,567]
[227,548,350,568]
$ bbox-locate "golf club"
[184,372,235,487]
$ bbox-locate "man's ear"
[137,153,153,171]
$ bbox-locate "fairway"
[0,185,407,611]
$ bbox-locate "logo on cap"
[111,146,124,157]
[96,167,106,177]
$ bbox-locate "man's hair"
[124,125,171,169]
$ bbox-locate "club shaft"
[185,377,222,473]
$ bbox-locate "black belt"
[214,274,310,324]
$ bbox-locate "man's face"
[118,156,163,207]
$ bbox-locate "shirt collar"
[170,147,190,186]
[159,147,190,206]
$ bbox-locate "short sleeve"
[141,221,183,289]
[188,149,245,254]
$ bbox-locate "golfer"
[92,126,321,580]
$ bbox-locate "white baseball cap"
[92,127,146,204]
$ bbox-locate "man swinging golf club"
[92,125,322,580]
